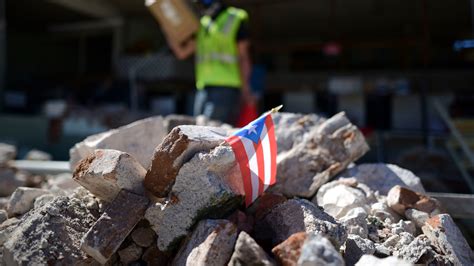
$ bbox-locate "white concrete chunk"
[6,187,50,217]
[275,112,369,198]
[146,145,243,252]
[73,149,146,201]
[70,116,167,170]
[315,180,369,219]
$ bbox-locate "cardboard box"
[147,0,199,48]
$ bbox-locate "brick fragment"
[387,185,439,216]
[272,232,307,266]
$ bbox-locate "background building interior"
[1,0,474,244]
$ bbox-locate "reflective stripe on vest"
[196,53,238,64]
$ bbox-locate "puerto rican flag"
[226,112,277,206]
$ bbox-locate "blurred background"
[1,0,474,198]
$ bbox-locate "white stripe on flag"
[241,137,259,202]
[260,125,272,190]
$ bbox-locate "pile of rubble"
[0,113,473,265]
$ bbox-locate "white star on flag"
[247,125,257,135]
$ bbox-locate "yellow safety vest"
[195,7,248,90]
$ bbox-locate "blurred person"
[173,0,255,124]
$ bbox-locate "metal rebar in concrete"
[10,160,71,175]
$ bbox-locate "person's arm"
[169,38,196,60]
[237,39,255,104]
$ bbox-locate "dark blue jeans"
[194,86,241,124]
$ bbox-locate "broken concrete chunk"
[387,185,439,216]
[131,226,156,248]
[271,231,344,266]
[0,218,20,247]
[393,232,415,251]
[81,190,149,264]
[355,255,413,266]
[405,208,429,228]
[314,180,369,219]
[393,234,437,264]
[338,164,425,195]
[142,245,170,266]
[366,214,391,243]
[144,202,164,232]
[118,243,143,265]
[24,149,52,161]
[7,187,50,217]
[271,232,307,266]
[255,199,347,249]
[47,173,79,191]
[339,207,369,238]
[147,145,243,252]
[3,197,98,265]
[69,187,102,215]
[0,143,16,165]
[0,210,7,224]
[0,167,26,197]
[22,172,46,189]
[298,233,344,266]
[422,214,474,265]
[173,219,238,266]
[33,194,56,210]
[344,234,376,266]
[228,231,274,266]
[370,202,401,224]
[70,116,167,170]
[144,125,228,197]
[73,149,146,202]
[390,220,416,235]
[272,112,326,153]
[275,112,369,198]
[382,234,400,249]
[374,243,392,257]
[0,197,9,210]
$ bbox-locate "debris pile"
[0,112,473,266]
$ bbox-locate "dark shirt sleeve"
[236,20,250,41]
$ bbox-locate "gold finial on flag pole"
[270,105,283,114]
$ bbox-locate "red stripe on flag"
[265,115,277,185]
[253,141,265,196]
[226,136,253,206]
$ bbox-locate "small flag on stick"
[225,106,281,206]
